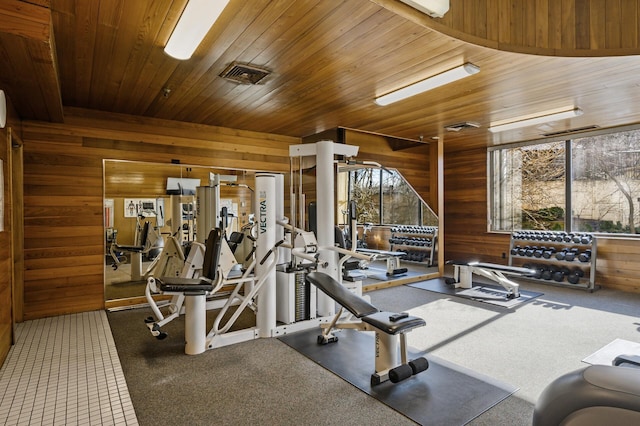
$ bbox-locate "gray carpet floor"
[108,275,640,425]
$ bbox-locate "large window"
[490,127,640,235]
[341,167,437,226]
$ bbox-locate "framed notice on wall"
[124,198,157,218]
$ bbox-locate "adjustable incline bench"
[306,271,428,385]
[446,261,535,299]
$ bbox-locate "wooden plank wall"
[444,147,640,293]
[433,0,640,56]
[0,122,12,365]
[104,162,255,244]
[19,108,434,320]
[20,108,297,320]
[0,94,22,365]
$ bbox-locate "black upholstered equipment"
[157,228,222,295]
[306,271,425,334]
[533,365,640,425]
[306,271,428,385]
[115,221,151,252]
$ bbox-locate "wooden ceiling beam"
[0,0,63,122]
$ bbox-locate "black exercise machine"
[306,271,428,385]
[533,363,640,425]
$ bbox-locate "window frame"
[488,123,640,237]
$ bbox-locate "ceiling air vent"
[542,125,599,137]
[220,62,271,85]
[444,122,480,132]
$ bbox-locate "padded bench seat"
[157,277,215,295]
[361,311,426,335]
[306,271,424,334]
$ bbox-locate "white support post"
[184,295,206,355]
[315,141,339,316]
[289,140,359,317]
[375,332,400,373]
[255,173,277,337]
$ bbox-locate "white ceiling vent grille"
[220,62,271,85]
[445,122,480,132]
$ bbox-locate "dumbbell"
[578,250,591,262]
[564,248,580,261]
[541,265,558,280]
[555,248,569,260]
[567,267,585,284]
[552,266,571,282]
[542,247,557,259]
[525,246,537,257]
[533,247,546,258]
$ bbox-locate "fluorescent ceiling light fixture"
[399,0,450,18]
[164,0,231,60]
[488,107,583,133]
[375,63,479,106]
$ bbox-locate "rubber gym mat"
[408,278,543,308]
[279,328,518,425]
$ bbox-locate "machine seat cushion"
[115,244,144,252]
[158,277,214,295]
[306,272,379,318]
[361,311,426,335]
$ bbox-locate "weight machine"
[109,213,164,281]
[146,173,286,354]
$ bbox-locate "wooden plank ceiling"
[3,0,640,152]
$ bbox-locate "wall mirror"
[103,156,439,305]
[103,160,256,304]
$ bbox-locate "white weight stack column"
[255,173,277,338]
[315,141,340,317]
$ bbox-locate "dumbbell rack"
[508,230,597,291]
[389,226,438,266]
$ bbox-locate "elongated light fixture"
[399,0,449,18]
[164,0,231,60]
[375,63,479,106]
[488,107,583,133]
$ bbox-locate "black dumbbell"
[542,265,558,280]
[542,247,557,259]
[566,267,585,284]
[578,250,591,262]
[555,248,569,260]
[530,264,544,279]
[564,248,579,261]
[552,266,571,282]
[567,273,580,284]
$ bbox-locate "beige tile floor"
[0,311,138,426]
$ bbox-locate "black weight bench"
[306,271,428,385]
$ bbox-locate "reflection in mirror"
[104,160,255,302]
[336,165,439,280]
